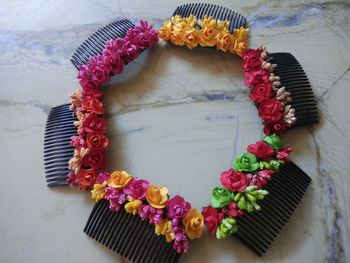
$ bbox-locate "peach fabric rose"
[183,29,199,49]
[216,31,234,52]
[107,171,132,189]
[182,208,204,239]
[158,19,172,40]
[145,185,168,208]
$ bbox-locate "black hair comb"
[84,199,181,263]
[269,52,319,127]
[233,161,311,256]
[43,19,136,187]
[172,3,247,32]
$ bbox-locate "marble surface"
[0,0,349,262]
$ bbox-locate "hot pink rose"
[82,88,102,100]
[103,53,124,74]
[258,98,283,123]
[87,56,110,84]
[220,168,248,192]
[82,150,106,169]
[247,141,274,160]
[276,147,293,161]
[246,170,274,189]
[134,20,159,46]
[249,82,273,103]
[95,171,110,184]
[78,65,99,91]
[166,195,191,219]
[70,135,85,149]
[82,113,107,134]
[123,178,149,200]
[244,69,270,87]
[103,39,123,57]
[242,49,263,71]
[121,41,139,63]
[202,205,224,234]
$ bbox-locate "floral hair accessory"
[158,15,249,56]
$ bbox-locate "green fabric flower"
[263,134,283,150]
[211,187,235,208]
[269,160,282,170]
[234,186,269,213]
[216,217,238,239]
[233,152,260,172]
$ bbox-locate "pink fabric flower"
[244,69,270,87]
[121,41,139,63]
[134,20,159,45]
[139,205,163,224]
[276,147,293,161]
[105,187,126,212]
[123,178,149,200]
[96,171,110,184]
[67,171,79,188]
[166,195,191,219]
[77,65,99,91]
[87,56,110,84]
[246,170,274,189]
[82,88,102,100]
[173,232,189,253]
[103,52,124,74]
[70,135,85,149]
[222,202,244,217]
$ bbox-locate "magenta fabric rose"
[95,171,110,184]
[220,168,248,192]
[166,195,191,219]
[103,39,123,57]
[123,178,149,200]
[244,69,270,87]
[121,41,139,63]
[134,19,159,46]
[87,56,110,84]
[82,88,102,100]
[77,65,99,91]
[103,52,124,74]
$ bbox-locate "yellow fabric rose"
[155,219,175,243]
[233,41,248,57]
[182,208,204,239]
[158,19,172,40]
[198,26,219,47]
[145,185,168,208]
[183,29,199,49]
[107,171,132,189]
[216,31,234,52]
[91,183,106,201]
[125,200,142,215]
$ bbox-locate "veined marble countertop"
[0,0,349,262]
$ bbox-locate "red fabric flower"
[85,133,109,151]
[82,98,105,114]
[220,168,248,192]
[222,202,244,217]
[242,49,264,72]
[263,120,288,135]
[258,98,283,123]
[247,141,274,160]
[82,89,102,101]
[82,150,106,168]
[249,82,273,103]
[76,168,97,190]
[202,206,224,234]
[82,113,107,134]
[244,69,270,87]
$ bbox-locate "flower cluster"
[91,171,204,254]
[67,20,159,190]
[203,134,292,239]
[242,45,297,135]
[158,15,249,56]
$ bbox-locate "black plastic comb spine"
[233,161,311,256]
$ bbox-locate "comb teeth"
[70,19,136,69]
[84,199,181,263]
[44,104,76,187]
[173,3,247,32]
[233,161,311,256]
[269,52,319,127]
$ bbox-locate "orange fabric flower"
[145,185,168,208]
[107,171,132,189]
[182,208,204,239]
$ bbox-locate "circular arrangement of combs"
[43,3,319,263]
